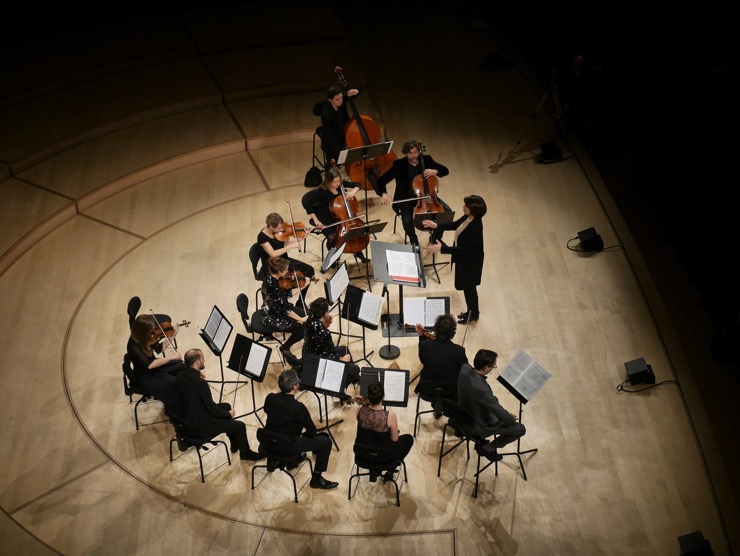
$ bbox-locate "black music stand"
[199,305,234,396]
[345,220,387,290]
[413,210,455,283]
[339,283,384,365]
[338,141,394,214]
[225,333,272,426]
[359,367,410,408]
[300,353,351,451]
[492,349,551,480]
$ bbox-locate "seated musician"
[415,314,468,417]
[258,212,315,307]
[376,139,451,246]
[127,314,187,413]
[302,297,360,394]
[261,257,307,360]
[355,380,414,480]
[301,167,368,263]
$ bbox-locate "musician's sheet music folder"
[496,349,551,405]
[301,352,347,397]
[402,296,449,327]
[342,284,384,330]
[359,367,410,407]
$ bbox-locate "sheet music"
[213,320,231,352]
[320,359,345,392]
[244,343,267,377]
[328,263,349,304]
[383,370,406,403]
[424,298,446,327]
[358,291,384,325]
[204,311,220,340]
[499,349,551,401]
[387,250,420,283]
[403,297,426,326]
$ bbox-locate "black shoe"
[355,252,368,264]
[310,476,339,490]
[266,458,277,472]
[381,470,396,483]
[457,313,479,324]
[476,443,503,462]
[241,450,265,461]
[230,444,239,454]
[281,349,303,370]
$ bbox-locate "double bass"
[412,141,445,230]
[328,160,368,255]
[334,66,397,191]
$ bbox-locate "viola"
[334,66,397,191]
[405,323,436,340]
[412,141,444,230]
[274,222,309,244]
[327,159,369,254]
[151,320,191,340]
[278,271,319,291]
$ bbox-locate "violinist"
[258,212,316,307]
[377,140,451,246]
[127,314,187,413]
[415,314,469,417]
[316,84,359,166]
[261,257,308,358]
[425,195,487,324]
[302,297,360,394]
[301,167,368,263]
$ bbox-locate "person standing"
[176,349,263,461]
[457,349,526,461]
[317,84,359,166]
[377,139,451,246]
[263,369,339,490]
[424,195,486,324]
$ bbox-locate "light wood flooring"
[0,3,736,555]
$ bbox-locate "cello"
[328,160,368,255]
[334,66,397,191]
[412,141,445,230]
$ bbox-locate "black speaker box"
[536,140,563,163]
[678,531,713,555]
[578,227,604,252]
[625,357,655,385]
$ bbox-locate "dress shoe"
[475,443,503,462]
[355,252,369,264]
[240,450,265,461]
[309,476,339,490]
[457,313,479,324]
[381,469,396,483]
[230,444,239,454]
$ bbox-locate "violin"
[274,222,309,244]
[405,323,436,340]
[412,141,444,230]
[151,320,191,341]
[278,271,319,291]
[327,160,369,254]
[334,66,397,191]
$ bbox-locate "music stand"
[492,349,551,480]
[413,210,455,283]
[199,305,234,397]
[300,353,350,451]
[359,367,410,408]
[345,220,388,290]
[340,283,384,364]
[321,242,346,273]
[225,333,272,426]
[338,141,394,209]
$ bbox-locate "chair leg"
[413,395,421,437]
[196,447,206,483]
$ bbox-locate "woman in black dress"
[260,257,307,357]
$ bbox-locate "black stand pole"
[233,377,265,427]
[316,393,343,451]
[379,283,400,359]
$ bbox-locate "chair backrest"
[122,353,137,395]
[236,293,251,333]
[353,441,396,465]
[248,242,263,281]
[127,296,141,328]
[257,428,300,458]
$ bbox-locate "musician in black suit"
[176,348,263,461]
[424,195,486,324]
[316,84,359,165]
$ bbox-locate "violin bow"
[293,269,307,313]
[149,309,178,353]
[460,310,471,347]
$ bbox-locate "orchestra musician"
[302,297,360,395]
[258,212,316,307]
[316,84,360,166]
[261,257,308,359]
[377,139,451,246]
[424,195,487,324]
[301,166,368,263]
[127,314,187,413]
[415,314,469,416]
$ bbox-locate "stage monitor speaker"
[536,139,563,163]
[625,357,655,385]
[678,531,713,555]
[578,227,604,252]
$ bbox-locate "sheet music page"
[244,343,268,377]
[424,298,446,327]
[213,320,231,352]
[383,370,406,403]
[328,263,349,304]
[402,297,426,326]
[320,359,345,393]
[516,362,551,401]
[204,310,220,340]
[499,349,534,386]
[387,250,420,283]
[358,291,384,325]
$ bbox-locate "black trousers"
[463,287,479,317]
[296,432,332,473]
[208,402,252,453]
[396,196,451,245]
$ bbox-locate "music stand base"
[379,345,400,360]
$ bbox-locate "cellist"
[377,140,451,246]
[301,167,368,263]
